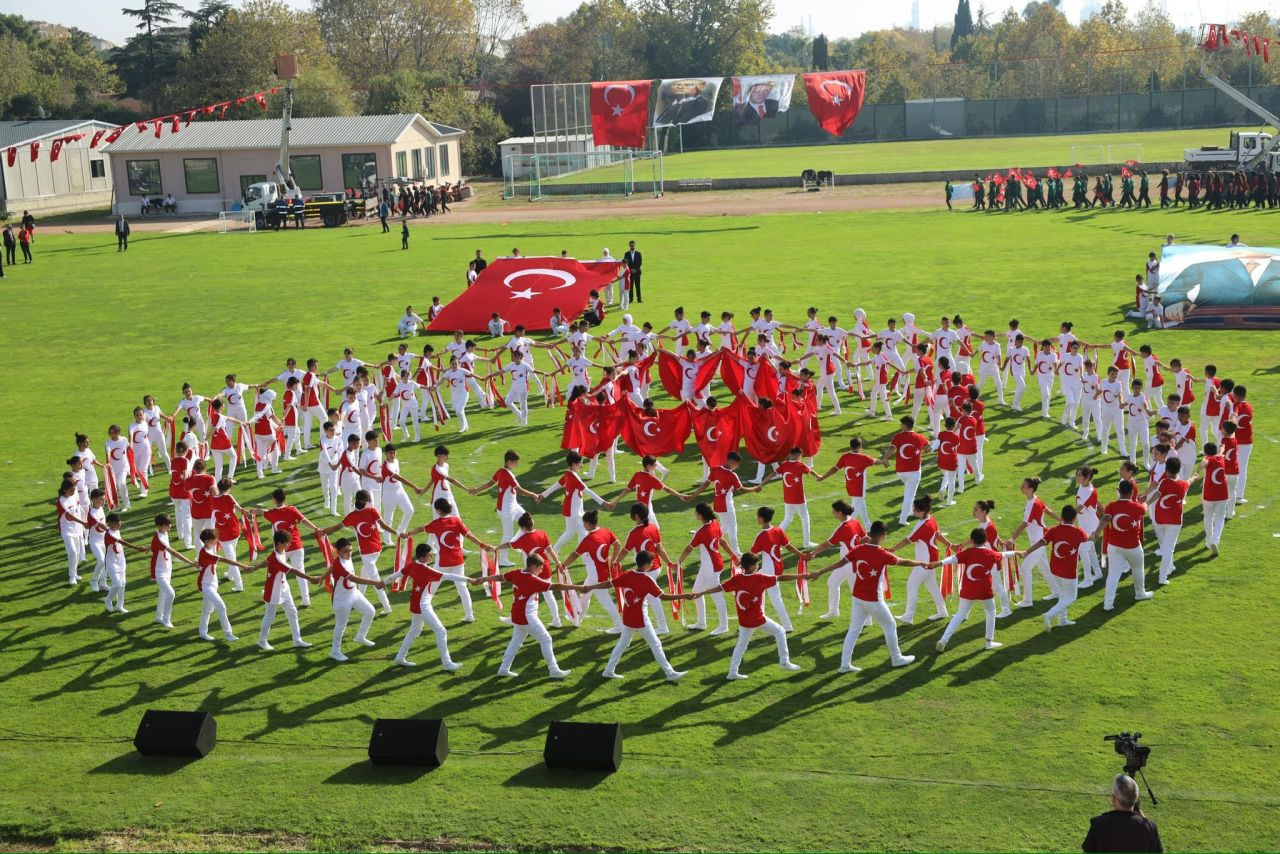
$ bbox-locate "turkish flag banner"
[620,399,692,457]
[5,147,15,167]
[739,398,794,464]
[50,138,64,162]
[690,400,742,468]
[106,126,125,144]
[589,80,652,149]
[656,350,723,401]
[803,70,866,136]
[580,400,625,457]
[28,141,40,161]
[426,257,621,334]
[90,130,106,148]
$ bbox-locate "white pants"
[1079,538,1103,584]
[1202,500,1228,548]
[1043,575,1078,625]
[897,471,921,524]
[1081,400,1102,442]
[382,486,415,534]
[465,377,489,409]
[431,565,475,621]
[133,444,152,489]
[824,562,853,616]
[395,400,420,440]
[61,529,85,583]
[331,593,375,655]
[644,568,669,633]
[779,502,812,546]
[499,613,561,674]
[320,465,340,514]
[508,387,530,426]
[211,448,235,482]
[939,597,996,645]
[728,618,792,676]
[109,462,131,507]
[89,540,107,590]
[285,548,310,605]
[361,478,383,513]
[842,598,907,666]
[301,405,327,448]
[1153,523,1181,582]
[1060,383,1082,426]
[1037,376,1054,417]
[1199,408,1221,445]
[339,473,360,515]
[1010,374,1027,408]
[199,587,234,638]
[154,570,175,625]
[1098,409,1126,454]
[815,373,841,414]
[1236,444,1252,501]
[759,555,793,632]
[1019,546,1053,605]
[977,366,1006,403]
[717,508,740,555]
[587,443,617,482]
[148,430,171,470]
[938,469,958,505]
[553,513,587,553]
[254,435,279,476]
[397,602,454,666]
[868,382,891,416]
[901,567,947,621]
[360,552,392,611]
[1104,545,1147,608]
[259,584,303,645]
[575,559,622,629]
[104,567,127,611]
[692,562,728,631]
[451,390,471,432]
[172,498,192,547]
[219,540,244,590]
[1126,418,1151,466]
[604,619,676,677]
[283,426,302,458]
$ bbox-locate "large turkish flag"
[426,257,621,334]
[803,70,866,136]
[690,400,742,468]
[739,398,794,464]
[590,80,652,148]
[620,399,692,457]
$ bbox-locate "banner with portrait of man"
[653,77,723,127]
[730,75,794,126]
[1155,243,1280,329]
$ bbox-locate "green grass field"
[1,203,1277,852]
[539,126,1237,186]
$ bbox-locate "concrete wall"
[1,140,113,216]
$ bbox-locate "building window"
[411,148,422,178]
[395,151,408,178]
[182,158,220,194]
[289,154,323,190]
[240,174,268,198]
[423,147,435,179]
[341,153,376,191]
[438,144,451,177]
[125,159,162,196]
[90,159,105,178]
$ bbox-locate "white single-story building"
[1,120,116,216]
[500,133,616,180]
[102,113,465,215]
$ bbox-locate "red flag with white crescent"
[740,398,793,464]
[689,399,742,468]
[426,257,620,334]
[589,80,652,148]
[802,70,866,136]
[620,398,692,456]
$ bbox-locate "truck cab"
[1185,131,1275,168]
[243,181,285,228]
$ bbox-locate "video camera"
[1104,731,1150,776]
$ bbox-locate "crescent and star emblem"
[603,84,636,116]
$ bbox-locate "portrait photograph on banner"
[653,77,723,127]
[730,75,794,126]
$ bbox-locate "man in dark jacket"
[115,215,130,252]
[624,240,642,303]
[1082,774,1162,852]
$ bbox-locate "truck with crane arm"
[241,54,357,229]
[1183,24,1280,171]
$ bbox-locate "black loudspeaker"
[543,721,623,772]
[367,718,449,767]
[133,710,217,758]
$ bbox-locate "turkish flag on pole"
[426,257,620,334]
[589,80,652,148]
[803,70,866,136]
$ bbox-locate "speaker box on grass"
[367,718,449,767]
[543,721,622,772]
[133,710,217,758]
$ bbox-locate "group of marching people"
[54,296,1256,680]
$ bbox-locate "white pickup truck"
[1184,131,1280,169]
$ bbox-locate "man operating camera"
[1082,773,1162,852]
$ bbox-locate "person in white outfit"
[322,537,386,661]
[253,530,322,651]
[386,541,466,670]
[481,554,576,678]
[56,481,88,585]
[148,513,194,628]
[696,552,804,680]
[577,551,694,680]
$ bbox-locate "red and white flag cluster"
[4,85,280,167]
[1202,23,1272,62]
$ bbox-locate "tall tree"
[635,0,772,78]
[313,0,476,86]
[474,0,527,82]
[950,0,972,48]
[185,0,231,54]
[0,13,41,47]
[121,0,182,109]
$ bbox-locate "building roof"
[500,134,592,146]
[102,113,464,154]
[0,120,116,150]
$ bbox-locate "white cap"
[258,388,277,403]
[854,308,866,320]
[623,313,633,324]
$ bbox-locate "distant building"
[34,21,116,51]
[101,113,465,215]
[0,119,116,216]
[500,134,616,180]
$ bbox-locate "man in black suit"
[1082,774,1162,852]
[655,79,715,126]
[624,240,642,304]
[473,249,487,274]
[734,82,779,126]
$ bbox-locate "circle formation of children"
[56,291,1254,680]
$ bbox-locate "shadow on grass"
[324,759,435,785]
[503,764,613,789]
[89,752,202,775]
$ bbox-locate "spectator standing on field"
[401,218,410,250]
[379,199,390,233]
[3,224,15,266]
[625,240,643,303]
[19,222,33,263]
[115,215,130,252]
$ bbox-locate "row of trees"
[1,1,1278,174]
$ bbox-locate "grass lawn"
[540,126,1239,185]
[1,203,1277,852]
